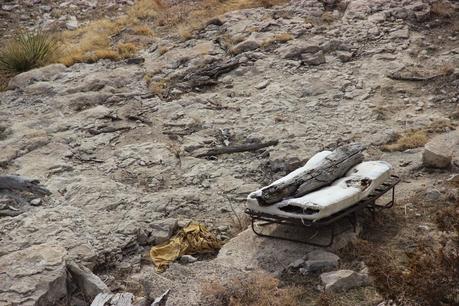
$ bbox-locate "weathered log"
[91,292,133,306]
[195,140,279,158]
[91,293,113,306]
[0,175,51,196]
[254,143,365,206]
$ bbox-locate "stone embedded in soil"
[320,269,369,292]
[179,255,198,264]
[303,250,340,273]
[8,64,66,90]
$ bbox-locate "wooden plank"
[110,293,133,306]
[0,175,51,195]
[90,293,113,306]
[195,140,278,158]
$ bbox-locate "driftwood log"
[255,143,365,206]
[0,175,51,196]
[176,58,240,91]
[91,293,134,306]
[0,175,51,216]
[195,140,279,158]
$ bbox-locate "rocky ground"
[0,0,458,305]
[0,0,134,38]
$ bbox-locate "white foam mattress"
[247,160,392,221]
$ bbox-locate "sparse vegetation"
[431,0,455,18]
[261,32,293,48]
[0,31,58,74]
[0,31,59,91]
[382,130,429,152]
[339,236,459,306]
[57,0,289,66]
[201,272,302,306]
[131,25,155,36]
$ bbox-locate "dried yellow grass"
[58,0,289,66]
[383,130,429,152]
[261,32,293,47]
[131,25,155,36]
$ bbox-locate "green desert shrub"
[0,31,58,73]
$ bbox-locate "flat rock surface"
[0,0,458,304]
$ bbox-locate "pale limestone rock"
[304,250,339,272]
[320,269,369,292]
[0,244,67,305]
[231,39,260,55]
[8,64,66,90]
[423,135,454,169]
[277,42,321,59]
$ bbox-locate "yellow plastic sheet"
[150,223,222,272]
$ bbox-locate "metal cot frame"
[245,174,400,247]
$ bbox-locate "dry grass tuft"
[431,0,455,18]
[0,31,58,73]
[261,32,293,48]
[117,42,138,58]
[382,130,428,152]
[149,79,169,97]
[436,203,459,233]
[57,0,290,66]
[320,11,336,24]
[201,272,302,306]
[341,238,459,306]
[131,25,155,36]
[0,73,11,92]
[135,0,287,35]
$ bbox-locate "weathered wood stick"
[0,209,23,217]
[91,292,133,306]
[195,140,279,158]
[255,143,365,206]
[0,175,51,196]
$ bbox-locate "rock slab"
[320,269,369,292]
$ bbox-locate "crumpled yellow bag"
[150,223,222,272]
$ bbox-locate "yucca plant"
[0,31,58,73]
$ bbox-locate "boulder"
[320,269,369,292]
[66,16,79,30]
[303,250,339,272]
[302,51,326,65]
[138,218,178,245]
[422,136,453,169]
[0,244,68,305]
[336,51,353,62]
[8,64,66,90]
[231,39,260,55]
[278,42,321,59]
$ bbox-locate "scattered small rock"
[255,79,270,90]
[336,51,353,62]
[288,258,305,269]
[231,39,260,55]
[302,51,326,65]
[66,16,79,30]
[125,57,145,65]
[179,255,198,264]
[303,250,339,273]
[30,198,42,206]
[320,269,369,292]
